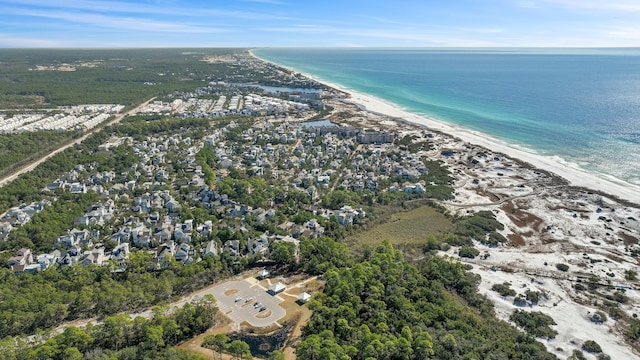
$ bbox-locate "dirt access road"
[0,97,156,188]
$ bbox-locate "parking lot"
[208,279,286,328]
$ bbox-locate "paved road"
[207,279,286,328]
[0,97,156,188]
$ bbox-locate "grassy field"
[352,205,452,249]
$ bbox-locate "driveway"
[206,279,286,328]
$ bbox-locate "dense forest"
[297,242,556,359]
[0,254,231,339]
[0,296,217,360]
[0,131,78,176]
[0,48,243,107]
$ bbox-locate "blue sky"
[1,0,640,48]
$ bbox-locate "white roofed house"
[197,220,213,237]
[298,292,311,303]
[37,250,61,271]
[70,182,86,194]
[131,224,151,247]
[258,269,270,279]
[268,282,286,295]
[183,219,194,232]
[174,221,193,243]
[57,233,79,248]
[60,251,78,268]
[81,247,105,267]
[336,211,353,226]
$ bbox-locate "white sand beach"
[251,50,640,205]
[252,50,640,358]
[343,90,640,205]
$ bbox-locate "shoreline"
[250,49,640,206]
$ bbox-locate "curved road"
[0,97,156,188]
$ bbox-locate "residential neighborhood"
[2,92,435,275]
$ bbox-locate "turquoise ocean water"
[253,48,640,188]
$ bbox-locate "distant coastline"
[250,49,640,206]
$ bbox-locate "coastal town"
[1,50,639,359]
[1,79,434,275]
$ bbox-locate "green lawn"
[352,205,452,247]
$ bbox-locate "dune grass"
[352,205,452,248]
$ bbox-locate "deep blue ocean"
[253,48,640,187]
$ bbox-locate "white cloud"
[525,0,640,12]
[366,16,503,34]
[604,26,640,40]
[0,0,292,20]
[2,8,231,33]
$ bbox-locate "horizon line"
[2,46,640,50]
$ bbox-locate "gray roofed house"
[204,240,218,256]
[224,240,241,257]
[247,235,269,256]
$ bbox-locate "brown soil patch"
[255,309,272,318]
[224,289,239,296]
[604,253,625,263]
[476,188,501,202]
[550,205,590,214]
[541,237,559,245]
[508,233,526,246]
[496,265,515,272]
[501,201,544,230]
[281,305,313,360]
[619,233,639,245]
[177,312,234,359]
